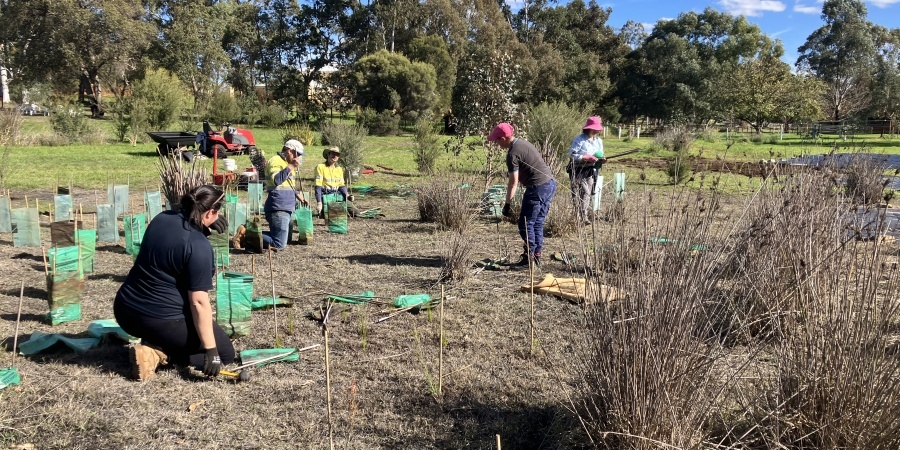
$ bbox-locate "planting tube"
[393,294,431,308]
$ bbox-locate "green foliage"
[352,50,438,119]
[281,123,317,147]
[797,0,875,120]
[207,90,241,125]
[525,102,589,164]
[111,68,187,143]
[259,104,288,129]
[407,36,457,114]
[452,49,522,136]
[411,117,441,174]
[357,108,400,136]
[50,106,92,142]
[320,122,367,174]
[617,7,781,122]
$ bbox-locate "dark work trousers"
[114,300,236,368]
[570,166,596,221]
[518,179,557,257]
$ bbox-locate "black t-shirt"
[506,138,553,187]
[115,211,215,320]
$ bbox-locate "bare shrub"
[416,176,479,232]
[655,127,695,153]
[844,153,887,205]
[439,229,475,283]
[570,165,900,448]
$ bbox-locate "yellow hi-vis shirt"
[315,163,344,189]
[265,154,297,189]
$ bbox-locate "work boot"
[232,225,246,249]
[130,344,169,381]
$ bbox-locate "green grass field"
[5,115,900,192]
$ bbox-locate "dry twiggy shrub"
[439,229,476,283]
[416,176,479,232]
[843,153,888,205]
[568,166,900,449]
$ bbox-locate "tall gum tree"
[797,0,876,121]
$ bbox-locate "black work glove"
[502,203,512,217]
[210,215,228,234]
[347,194,355,202]
[203,347,222,377]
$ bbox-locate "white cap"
[283,139,304,155]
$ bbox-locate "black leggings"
[114,300,236,368]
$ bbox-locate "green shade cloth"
[248,183,263,214]
[326,201,347,234]
[86,319,137,342]
[107,184,130,215]
[225,201,248,235]
[11,208,41,247]
[216,272,253,337]
[393,294,431,308]
[75,229,97,273]
[239,348,299,367]
[328,291,375,304]
[47,245,84,325]
[0,196,11,233]
[54,194,73,221]
[209,230,230,268]
[123,214,147,257]
[250,296,294,310]
[294,206,314,244]
[96,204,118,243]
[145,191,162,222]
[18,331,99,355]
[0,367,20,391]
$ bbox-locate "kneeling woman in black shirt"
[114,185,235,381]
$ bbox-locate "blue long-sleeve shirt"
[569,133,604,168]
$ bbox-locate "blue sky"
[516,0,900,65]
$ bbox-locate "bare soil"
[0,190,595,449]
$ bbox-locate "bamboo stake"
[40,246,48,275]
[527,232,535,355]
[251,255,256,279]
[12,280,25,368]
[496,435,502,450]
[24,195,28,209]
[268,249,278,345]
[322,303,335,450]
[438,284,444,396]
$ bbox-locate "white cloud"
[793,0,819,13]
[718,0,787,17]
[869,0,900,7]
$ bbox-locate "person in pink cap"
[568,116,607,224]
[488,122,556,268]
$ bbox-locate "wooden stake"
[12,280,25,368]
[323,314,335,450]
[268,249,278,345]
[496,435,502,450]
[251,255,256,279]
[438,284,445,396]
[24,195,28,209]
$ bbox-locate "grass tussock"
[570,165,900,449]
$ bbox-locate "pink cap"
[583,116,603,131]
[487,123,514,142]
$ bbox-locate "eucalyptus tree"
[616,7,781,124]
[0,0,154,115]
[148,0,234,111]
[797,0,876,121]
[869,26,900,132]
[261,0,356,121]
